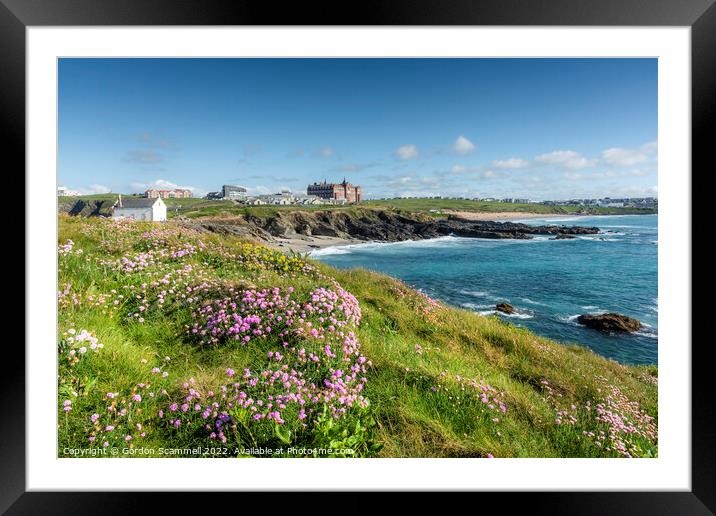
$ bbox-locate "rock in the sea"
[551,233,576,240]
[496,302,515,314]
[577,313,641,333]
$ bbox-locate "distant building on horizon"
[222,184,248,200]
[146,188,192,199]
[247,190,326,206]
[307,179,362,203]
[58,185,82,197]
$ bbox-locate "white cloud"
[610,184,658,197]
[601,147,647,166]
[534,150,594,170]
[154,179,183,189]
[446,164,504,180]
[600,141,657,167]
[492,157,529,169]
[371,174,441,193]
[87,184,111,194]
[563,170,621,181]
[245,185,273,196]
[130,179,203,195]
[76,184,111,195]
[318,147,335,158]
[445,164,502,180]
[453,135,476,155]
[395,144,418,160]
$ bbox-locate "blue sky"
[58,58,657,200]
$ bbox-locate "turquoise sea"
[312,214,658,365]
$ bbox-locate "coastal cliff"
[178,209,600,244]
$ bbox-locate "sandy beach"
[267,235,360,254]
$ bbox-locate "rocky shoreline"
[178,209,600,250]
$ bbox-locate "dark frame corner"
[4,0,711,513]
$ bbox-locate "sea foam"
[310,235,468,257]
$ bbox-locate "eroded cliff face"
[58,199,113,217]
[177,209,600,243]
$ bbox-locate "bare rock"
[496,302,515,314]
[577,313,642,333]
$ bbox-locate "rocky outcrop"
[495,302,515,314]
[58,199,113,217]
[178,216,272,242]
[550,234,577,240]
[179,209,601,244]
[577,313,642,333]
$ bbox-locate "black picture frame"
[3,0,710,512]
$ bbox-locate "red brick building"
[307,179,362,203]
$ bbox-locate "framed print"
[3,0,711,512]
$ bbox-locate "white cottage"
[112,195,167,221]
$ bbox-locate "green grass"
[172,198,656,219]
[57,215,657,458]
[170,201,372,219]
[59,194,656,221]
[324,267,657,457]
[363,198,657,215]
[58,193,121,202]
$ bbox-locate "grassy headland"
[59,194,657,221]
[363,198,657,216]
[57,215,657,458]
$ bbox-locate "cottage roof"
[117,198,160,209]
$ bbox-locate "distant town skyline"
[59,58,657,200]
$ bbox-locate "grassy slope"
[57,216,657,458]
[363,198,657,215]
[328,266,657,457]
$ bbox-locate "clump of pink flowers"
[84,357,173,447]
[540,377,657,457]
[591,378,657,457]
[163,285,369,443]
[431,371,507,421]
[58,239,84,257]
[58,218,379,453]
[390,280,442,316]
[189,286,361,348]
